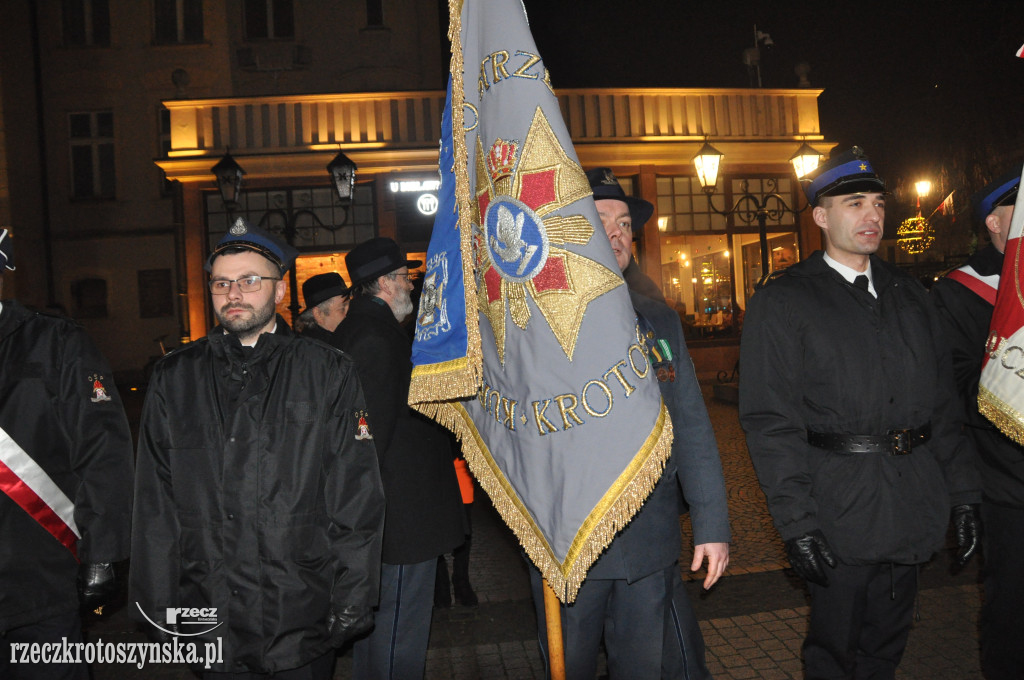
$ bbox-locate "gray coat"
[587,291,730,581]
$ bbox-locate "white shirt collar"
[823,251,876,297]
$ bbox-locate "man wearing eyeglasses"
[130,218,385,678]
[333,237,466,680]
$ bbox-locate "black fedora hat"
[585,167,654,230]
[346,237,422,288]
[301,272,349,313]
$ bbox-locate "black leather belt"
[806,423,931,456]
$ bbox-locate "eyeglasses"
[209,275,280,295]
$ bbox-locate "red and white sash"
[946,265,998,305]
[0,427,80,558]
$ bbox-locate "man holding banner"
[932,164,1024,680]
[409,0,674,676]
[739,148,980,678]
[522,168,730,680]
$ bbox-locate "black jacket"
[931,245,1024,508]
[130,319,384,673]
[332,296,465,564]
[739,252,979,565]
[0,301,133,631]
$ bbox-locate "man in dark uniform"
[739,147,981,679]
[131,219,385,678]
[297,272,349,343]
[0,229,134,680]
[333,236,465,680]
[529,169,731,680]
[931,164,1024,680]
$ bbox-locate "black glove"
[77,562,117,611]
[784,530,838,587]
[952,504,981,567]
[327,605,374,647]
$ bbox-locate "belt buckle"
[888,429,912,456]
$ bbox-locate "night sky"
[519,0,1024,207]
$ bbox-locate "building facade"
[0,1,829,381]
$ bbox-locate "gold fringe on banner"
[979,385,1024,446]
[408,0,482,406]
[438,399,673,604]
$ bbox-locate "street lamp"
[211,150,359,324]
[692,141,822,288]
[914,180,932,216]
[211,152,245,218]
[327,150,358,204]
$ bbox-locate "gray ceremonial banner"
[436,0,673,602]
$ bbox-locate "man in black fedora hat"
[131,218,385,678]
[932,163,1024,680]
[739,147,980,678]
[528,169,730,680]
[333,236,465,680]
[586,167,666,303]
[298,272,350,343]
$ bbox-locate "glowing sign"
[417,194,439,215]
[389,180,441,193]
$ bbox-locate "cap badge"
[229,217,248,236]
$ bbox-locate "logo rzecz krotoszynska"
[473,107,622,363]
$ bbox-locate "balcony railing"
[164,87,823,157]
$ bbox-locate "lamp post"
[692,141,822,288]
[211,150,358,324]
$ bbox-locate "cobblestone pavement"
[89,383,983,679]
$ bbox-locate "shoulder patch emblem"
[89,374,112,403]
[355,411,373,441]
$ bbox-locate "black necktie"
[854,275,869,291]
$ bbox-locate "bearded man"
[332,236,465,680]
[130,219,385,678]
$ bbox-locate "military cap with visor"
[205,217,299,273]
[802,146,886,207]
[972,163,1022,225]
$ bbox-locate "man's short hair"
[296,308,317,332]
[353,272,398,298]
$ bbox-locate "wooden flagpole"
[543,579,566,680]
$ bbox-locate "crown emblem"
[486,139,519,183]
[229,217,248,235]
